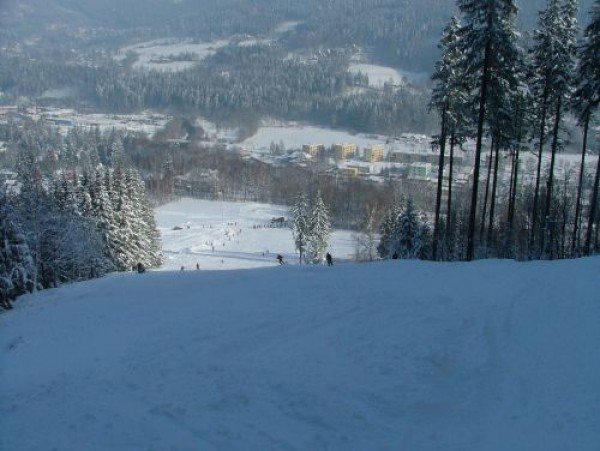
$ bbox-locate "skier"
[137,262,146,274]
[196,262,200,270]
[0,290,12,310]
[276,254,284,265]
[326,252,333,266]
[392,251,398,260]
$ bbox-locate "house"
[334,143,357,160]
[302,144,325,158]
[408,162,433,180]
[388,151,433,164]
[0,106,18,117]
[364,145,385,162]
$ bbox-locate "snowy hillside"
[2,258,599,450]
[156,198,357,271]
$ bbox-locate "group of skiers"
[276,252,333,266]
[135,252,335,273]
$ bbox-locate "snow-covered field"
[117,39,229,72]
[195,117,240,143]
[69,112,170,136]
[349,63,405,88]
[116,22,301,72]
[2,257,599,450]
[240,121,389,152]
[274,21,302,34]
[27,108,171,137]
[156,198,357,271]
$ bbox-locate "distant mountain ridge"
[0,0,595,70]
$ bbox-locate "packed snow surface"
[156,198,357,270]
[2,257,599,450]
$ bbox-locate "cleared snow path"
[1,258,599,450]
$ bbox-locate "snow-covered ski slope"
[157,198,357,270]
[2,257,599,450]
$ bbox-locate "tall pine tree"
[573,0,600,255]
[430,16,468,260]
[457,0,521,260]
[307,191,331,264]
[291,192,310,264]
[540,0,578,258]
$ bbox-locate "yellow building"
[334,143,358,160]
[364,145,385,162]
[302,144,325,158]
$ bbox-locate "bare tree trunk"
[432,108,448,261]
[542,96,562,259]
[572,112,590,256]
[560,175,569,259]
[508,144,520,242]
[446,131,456,244]
[480,136,495,243]
[487,139,500,247]
[531,82,549,252]
[508,150,515,223]
[466,32,492,261]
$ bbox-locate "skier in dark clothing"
[137,262,146,273]
[276,254,284,265]
[0,291,12,310]
[326,252,333,266]
[392,251,398,260]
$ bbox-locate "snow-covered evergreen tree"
[576,1,600,115]
[354,208,377,262]
[391,199,432,260]
[90,169,125,269]
[124,168,162,267]
[307,191,331,264]
[111,167,137,269]
[77,171,94,218]
[79,168,162,271]
[291,191,310,264]
[0,187,35,308]
[457,0,521,260]
[530,0,579,257]
[430,16,470,259]
[52,174,80,215]
[377,204,400,259]
[37,201,113,286]
[575,0,600,255]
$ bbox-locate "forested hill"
[1,0,595,70]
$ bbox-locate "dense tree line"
[0,127,162,310]
[377,198,432,260]
[0,44,435,135]
[424,0,600,262]
[0,120,134,172]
